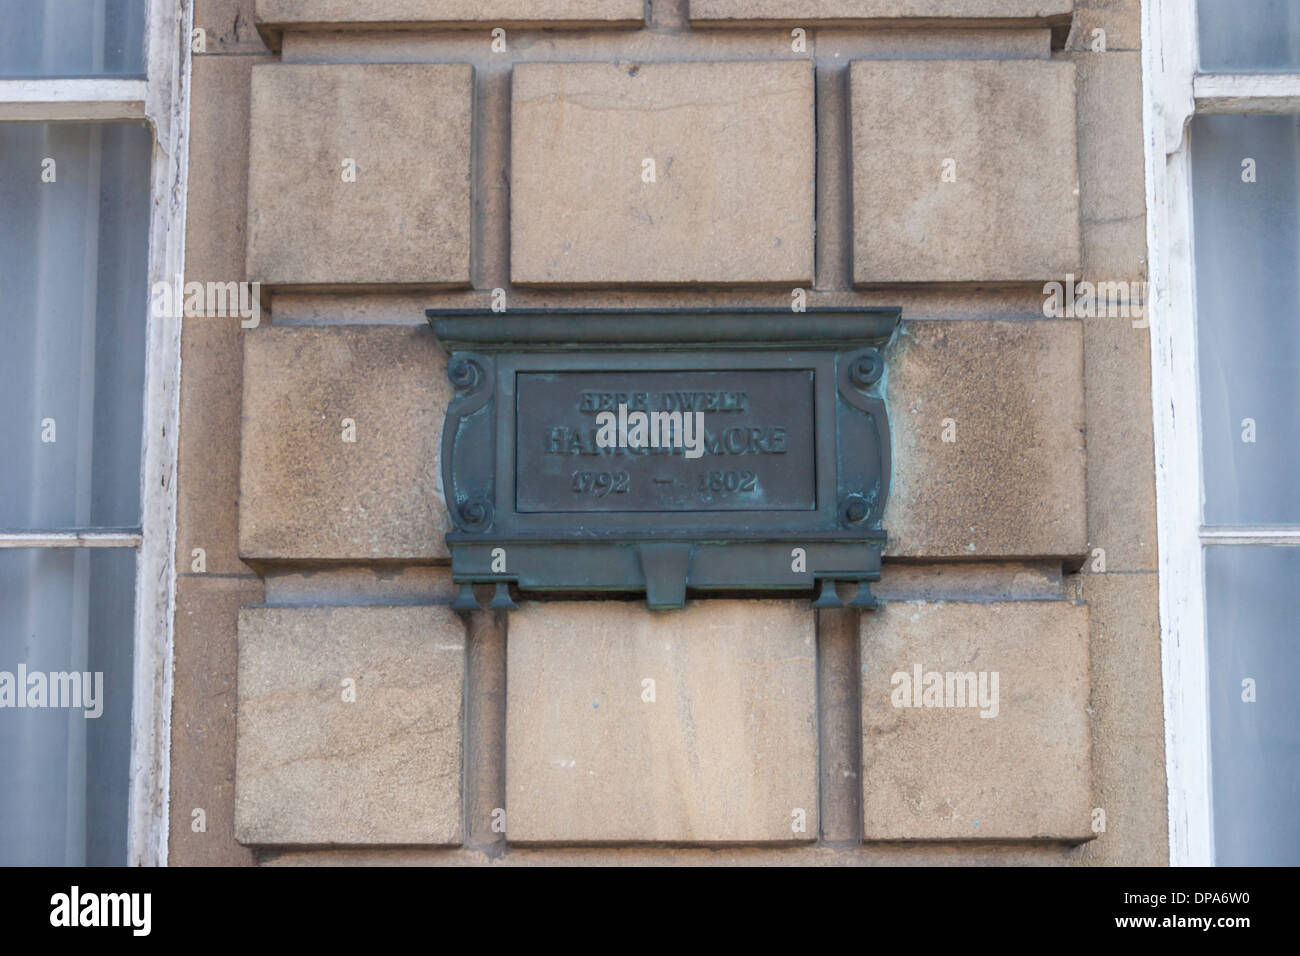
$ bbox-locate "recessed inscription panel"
[515,370,816,512]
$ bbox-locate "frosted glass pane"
[1190,115,1300,525]
[0,548,135,866]
[1199,0,1300,71]
[0,0,145,78]
[1205,546,1300,866]
[0,122,152,530]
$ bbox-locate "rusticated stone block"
[883,320,1088,560]
[506,600,818,843]
[691,1,1073,24]
[235,605,465,845]
[246,63,473,288]
[860,600,1093,841]
[851,59,1081,283]
[511,61,816,286]
[238,326,450,561]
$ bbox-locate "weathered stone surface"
[180,54,266,576]
[195,0,268,53]
[256,0,645,29]
[691,1,1073,22]
[254,0,642,47]
[851,59,1081,283]
[235,605,465,846]
[246,63,473,288]
[876,561,1065,602]
[883,320,1088,559]
[511,61,815,286]
[170,574,263,866]
[258,841,1082,864]
[506,601,818,843]
[1076,572,1167,864]
[860,601,1093,841]
[817,607,862,842]
[1076,51,1147,286]
[177,316,248,576]
[238,326,451,561]
[261,566,458,606]
[186,53,261,283]
[1077,53,1144,231]
[1067,0,1140,51]
[1083,308,1157,571]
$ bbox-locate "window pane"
[1190,114,1300,525]
[1204,546,1300,866]
[0,0,145,78]
[1199,0,1300,71]
[0,122,152,530]
[0,548,136,866]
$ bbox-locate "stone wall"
[170,0,1164,865]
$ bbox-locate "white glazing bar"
[1200,527,1300,545]
[0,531,143,548]
[1195,72,1300,114]
[0,79,147,121]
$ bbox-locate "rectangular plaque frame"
[426,308,899,610]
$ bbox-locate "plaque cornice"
[426,307,900,350]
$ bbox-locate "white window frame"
[1143,0,1300,866]
[0,0,192,866]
